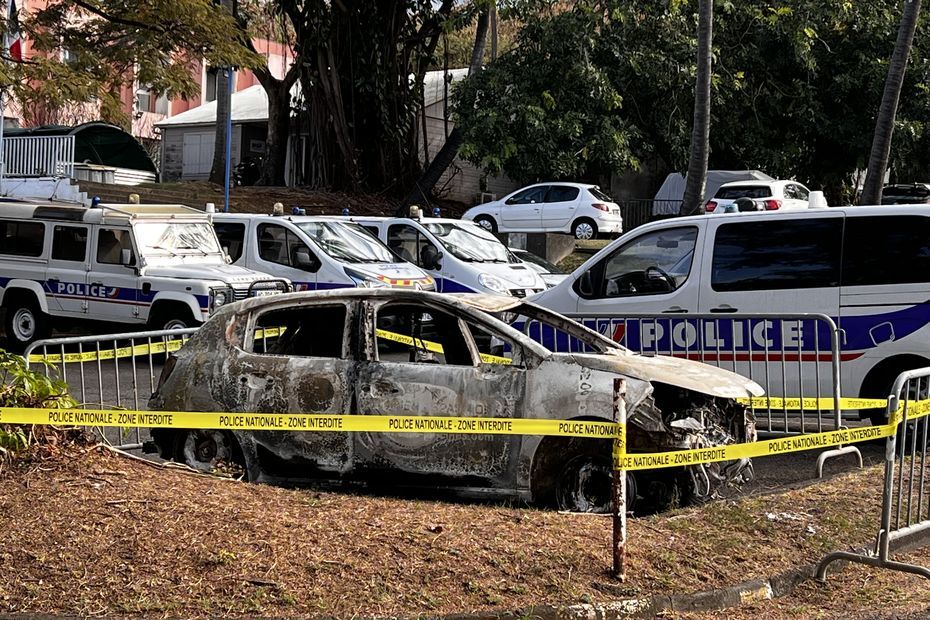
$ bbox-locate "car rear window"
[588,187,613,202]
[714,185,772,200]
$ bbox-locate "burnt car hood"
[565,350,764,399]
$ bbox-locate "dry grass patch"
[0,446,894,618]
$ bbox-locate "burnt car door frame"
[235,297,359,479]
[352,297,535,492]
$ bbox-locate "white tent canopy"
[652,170,774,214]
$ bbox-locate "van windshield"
[424,222,513,263]
[134,222,221,257]
[296,221,395,264]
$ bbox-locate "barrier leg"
[815,445,863,478]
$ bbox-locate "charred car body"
[148,290,762,512]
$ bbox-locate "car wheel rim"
[163,318,188,330]
[182,431,231,471]
[12,307,36,341]
[556,456,613,513]
[477,219,493,231]
[575,223,594,240]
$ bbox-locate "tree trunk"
[258,83,291,186]
[490,0,498,61]
[400,8,490,212]
[860,0,922,205]
[209,66,232,185]
[680,0,714,216]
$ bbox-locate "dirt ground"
[1,442,925,619]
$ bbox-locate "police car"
[0,202,289,349]
[530,204,930,423]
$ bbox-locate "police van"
[0,202,289,349]
[341,215,547,297]
[530,205,930,422]
[212,213,435,291]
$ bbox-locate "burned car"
[148,289,762,512]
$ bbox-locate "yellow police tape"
[28,334,895,413]
[614,400,930,470]
[25,328,286,364]
[374,328,512,365]
[736,396,890,411]
[2,399,929,471]
[27,327,516,366]
[0,407,620,439]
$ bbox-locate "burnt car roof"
[214,288,763,399]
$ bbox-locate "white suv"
[0,202,289,349]
[463,182,623,239]
[704,180,811,213]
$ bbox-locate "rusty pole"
[612,377,627,580]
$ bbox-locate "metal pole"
[223,67,233,213]
[0,86,6,196]
[612,377,627,580]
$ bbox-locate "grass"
[0,444,921,618]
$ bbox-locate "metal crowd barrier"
[818,368,930,580]
[526,312,859,473]
[24,328,198,449]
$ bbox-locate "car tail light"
[704,201,718,212]
[764,199,782,210]
[591,203,610,212]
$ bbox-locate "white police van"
[211,213,435,291]
[0,202,289,349]
[530,205,930,422]
[342,215,547,296]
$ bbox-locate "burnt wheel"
[174,429,240,472]
[535,436,635,513]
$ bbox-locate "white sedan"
[464,182,623,240]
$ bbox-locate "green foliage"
[0,350,75,457]
[1,0,260,127]
[455,0,930,201]
[454,9,637,182]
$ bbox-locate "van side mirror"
[294,247,320,272]
[578,270,595,297]
[120,248,133,266]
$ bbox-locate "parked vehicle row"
[0,200,561,349]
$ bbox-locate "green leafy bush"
[0,350,76,457]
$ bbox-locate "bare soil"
[0,445,915,618]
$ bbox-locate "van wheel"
[474,215,498,233]
[572,218,598,240]
[860,356,930,426]
[149,304,200,332]
[3,296,50,351]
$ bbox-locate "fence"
[3,135,76,178]
[527,311,859,473]
[818,368,930,580]
[617,199,683,231]
[24,327,198,449]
